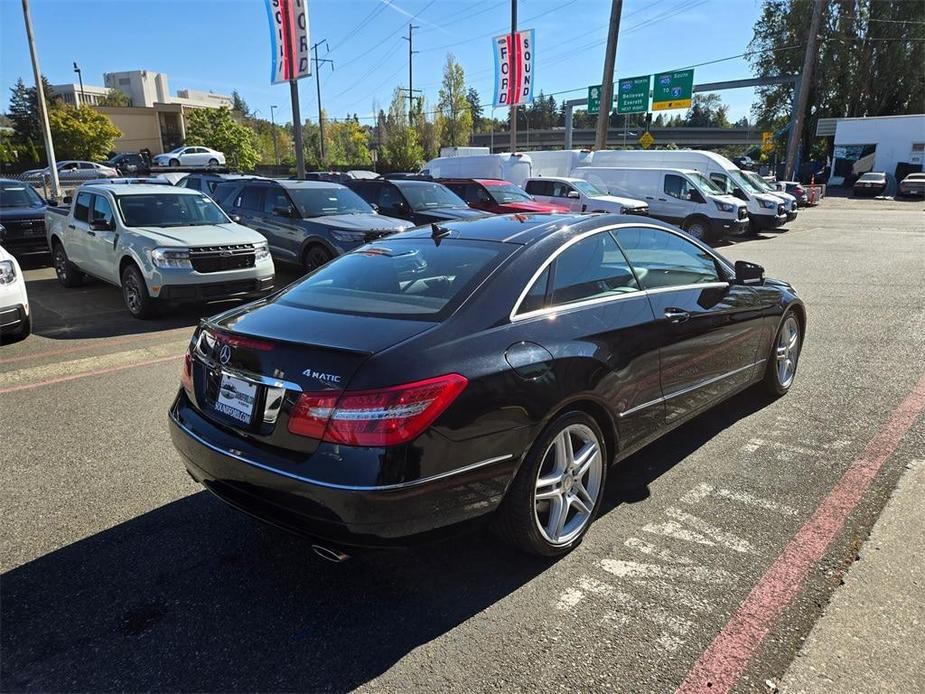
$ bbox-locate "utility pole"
[312,39,334,165]
[21,0,59,198]
[401,24,421,124]
[595,0,622,151]
[785,0,827,180]
[270,104,280,166]
[73,61,85,105]
[509,0,517,153]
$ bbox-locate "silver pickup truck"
[46,183,274,318]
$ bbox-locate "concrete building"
[829,114,925,183]
[48,82,111,107]
[175,89,233,109]
[102,70,170,107]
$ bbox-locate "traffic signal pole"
[594,0,622,151]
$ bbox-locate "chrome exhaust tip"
[311,544,350,563]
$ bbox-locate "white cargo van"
[524,176,649,216]
[420,153,533,187]
[587,150,788,232]
[739,169,798,222]
[572,166,749,242]
[526,149,595,178]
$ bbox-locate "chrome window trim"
[173,410,514,491]
[509,222,735,322]
[645,281,731,295]
[619,359,765,418]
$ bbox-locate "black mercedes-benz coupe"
[169,213,805,557]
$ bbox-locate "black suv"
[105,153,150,176]
[178,173,262,199]
[213,179,412,272]
[346,179,488,225]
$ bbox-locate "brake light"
[213,330,274,351]
[288,374,468,446]
[181,352,193,394]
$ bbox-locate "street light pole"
[73,61,85,106]
[21,0,59,198]
[270,104,280,166]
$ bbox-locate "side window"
[550,232,639,305]
[518,267,550,314]
[80,162,95,170]
[377,184,403,209]
[664,174,694,201]
[237,185,266,211]
[614,227,720,289]
[212,182,239,206]
[181,177,200,191]
[524,180,542,195]
[709,172,730,194]
[265,187,292,214]
[92,195,114,225]
[74,192,92,222]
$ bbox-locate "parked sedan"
[775,180,809,206]
[153,146,226,168]
[169,213,805,557]
[898,172,925,197]
[23,160,118,182]
[346,178,488,225]
[439,178,570,214]
[214,179,412,272]
[0,179,47,253]
[853,172,887,197]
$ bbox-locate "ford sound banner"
[492,29,535,107]
[265,0,311,84]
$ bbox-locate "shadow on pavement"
[0,388,773,691]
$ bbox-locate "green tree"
[749,0,925,161]
[465,88,483,131]
[683,93,730,127]
[98,89,132,107]
[185,106,260,170]
[8,76,60,154]
[231,90,251,117]
[412,96,441,160]
[47,105,121,160]
[383,88,423,170]
[436,55,473,148]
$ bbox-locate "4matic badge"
[302,368,342,384]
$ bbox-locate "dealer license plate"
[213,373,257,424]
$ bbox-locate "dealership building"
[820,114,925,184]
[49,70,233,155]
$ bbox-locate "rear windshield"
[287,186,372,217]
[117,192,229,227]
[276,238,509,319]
[859,173,884,181]
[0,182,44,208]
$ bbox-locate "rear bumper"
[168,393,519,547]
[158,276,274,303]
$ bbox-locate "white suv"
[524,177,649,216]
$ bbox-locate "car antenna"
[430,223,451,245]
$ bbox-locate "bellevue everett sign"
[616,75,650,115]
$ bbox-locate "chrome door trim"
[619,360,761,418]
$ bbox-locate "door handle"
[658,198,667,202]
[86,230,95,236]
[664,308,690,323]
[645,196,654,200]
[67,224,75,229]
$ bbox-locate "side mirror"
[370,203,380,212]
[90,219,114,232]
[63,195,73,205]
[735,260,764,285]
[273,206,295,217]
[567,190,581,199]
[230,214,242,223]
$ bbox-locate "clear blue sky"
[1,0,766,126]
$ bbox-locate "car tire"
[121,263,158,319]
[683,216,712,243]
[494,411,608,557]
[301,244,333,274]
[764,311,802,396]
[169,159,180,168]
[208,158,218,167]
[52,242,84,288]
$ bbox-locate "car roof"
[81,183,202,195]
[278,180,346,190]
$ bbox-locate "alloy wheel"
[54,248,67,279]
[123,275,142,314]
[776,315,800,388]
[533,423,603,546]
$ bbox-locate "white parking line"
[680,483,798,516]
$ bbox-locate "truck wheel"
[683,217,711,243]
[53,242,84,288]
[493,411,607,557]
[302,244,333,274]
[121,264,158,319]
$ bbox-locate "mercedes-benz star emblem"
[218,344,232,364]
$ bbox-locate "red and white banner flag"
[492,29,535,107]
[265,0,311,84]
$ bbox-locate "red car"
[440,178,570,214]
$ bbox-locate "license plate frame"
[211,372,258,425]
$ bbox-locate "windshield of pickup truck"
[572,179,607,197]
[287,186,373,217]
[116,192,230,227]
[486,183,533,204]
[0,182,44,208]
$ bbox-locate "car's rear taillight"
[181,352,193,394]
[288,374,468,446]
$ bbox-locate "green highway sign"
[616,75,650,114]
[587,84,612,116]
[652,69,694,110]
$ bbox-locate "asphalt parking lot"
[2,195,923,693]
